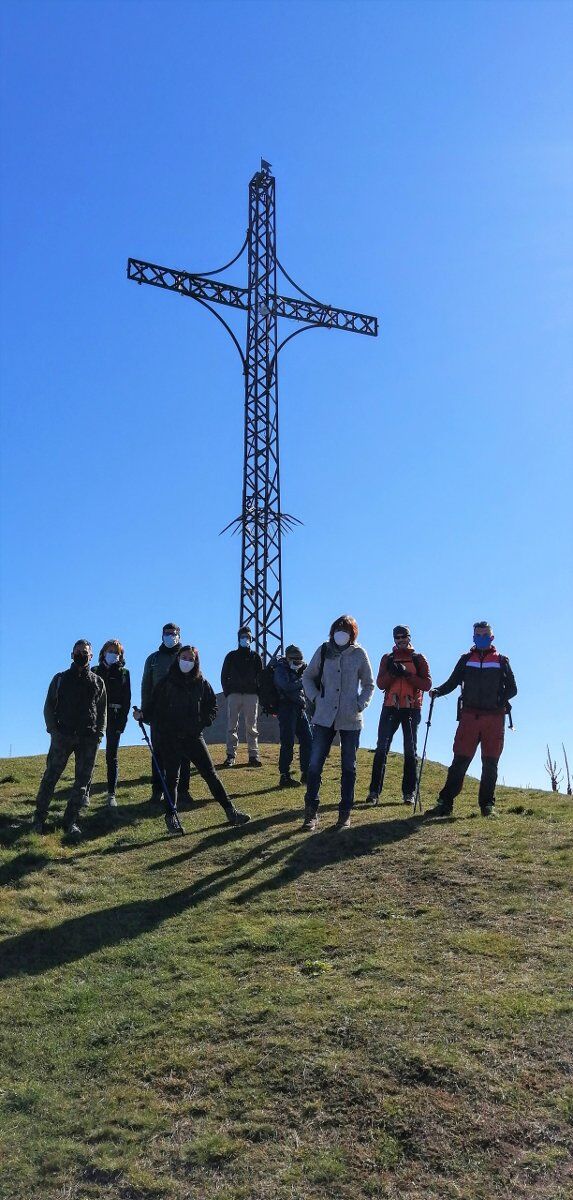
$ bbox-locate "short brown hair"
[99,639,125,666]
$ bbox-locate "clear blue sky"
[1,0,571,790]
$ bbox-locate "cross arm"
[127,257,378,337]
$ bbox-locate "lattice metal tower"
[128,160,377,662]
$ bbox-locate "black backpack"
[259,656,280,717]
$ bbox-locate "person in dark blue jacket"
[274,645,313,788]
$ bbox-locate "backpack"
[259,656,280,717]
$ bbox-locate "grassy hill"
[0,744,571,1200]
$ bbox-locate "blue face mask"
[163,634,178,648]
[474,633,493,650]
[239,637,250,649]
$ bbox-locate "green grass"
[0,744,572,1199]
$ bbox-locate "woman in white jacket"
[302,615,374,831]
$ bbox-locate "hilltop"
[0,746,571,1200]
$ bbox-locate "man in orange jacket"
[365,625,432,806]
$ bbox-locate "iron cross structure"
[128,160,378,663]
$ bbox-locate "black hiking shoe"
[336,813,351,830]
[165,811,184,835]
[222,756,236,768]
[365,791,379,806]
[279,774,301,788]
[64,822,82,840]
[302,808,319,832]
[427,799,453,817]
[31,816,46,835]
[248,757,262,768]
[403,794,415,805]
[481,805,498,818]
[148,790,163,804]
[177,791,195,810]
[226,807,251,826]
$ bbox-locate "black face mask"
[73,650,89,666]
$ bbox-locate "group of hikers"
[31,616,516,840]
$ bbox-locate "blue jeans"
[278,702,313,776]
[305,724,361,817]
[369,707,420,798]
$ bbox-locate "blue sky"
[0,0,571,790]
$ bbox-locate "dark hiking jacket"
[221,647,263,696]
[434,646,517,713]
[94,663,131,732]
[44,665,107,739]
[144,658,217,743]
[274,657,306,707]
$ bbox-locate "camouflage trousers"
[35,731,99,826]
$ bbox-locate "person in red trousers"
[429,621,516,817]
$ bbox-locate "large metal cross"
[128,160,378,663]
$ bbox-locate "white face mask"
[163,634,179,648]
[287,660,300,670]
[104,652,119,666]
[179,658,194,674]
[333,631,350,648]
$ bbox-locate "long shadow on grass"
[0,814,424,981]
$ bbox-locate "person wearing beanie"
[302,615,374,831]
[273,644,313,788]
[220,626,263,767]
[134,645,250,834]
[428,621,517,818]
[140,623,193,806]
[365,625,432,807]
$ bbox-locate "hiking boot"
[481,805,498,818]
[300,772,308,785]
[365,791,379,806]
[279,773,301,788]
[31,816,46,835]
[64,822,82,840]
[80,795,90,808]
[302,808,319,832]
[177,791,195,810]
[223,756,236,769]
[248,757,262,768]
[106,794,118,808]
[403,794,415,806]
[427,799,453,817]
[226,807,251,826]
[148,790,163,804]
[336,813,351,830]
[165,811,183,835]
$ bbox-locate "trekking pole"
[412,696,434,815]
[137,718,185,835]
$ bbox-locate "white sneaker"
[107,794,118,808]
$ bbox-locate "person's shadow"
[0,811,423,982]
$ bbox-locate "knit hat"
[285,644,303,663]
[393,625,411,639]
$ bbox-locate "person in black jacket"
[274,644,313,788]
[429,621,517,817]
[134,645,250,834]
[86,639,131,808]
[32,640,107,837]
[221,626,263,768]
[140,622,193,806]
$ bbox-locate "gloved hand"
[387,657,407,677]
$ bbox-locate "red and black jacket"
[434,646,517,713]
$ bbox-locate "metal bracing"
[128,161,378,662]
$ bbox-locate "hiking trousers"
[369,707,421,798]
[35,730,99,826]
[226,693,259,757]
[277,701,313,776]
[159,735,232,816]
[150,723,190,798]
[439,710,505,811]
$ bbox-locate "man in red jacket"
[429,621,517,817]
[365,625,432,806]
